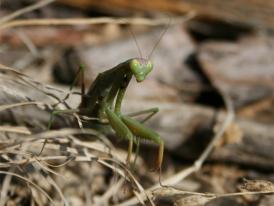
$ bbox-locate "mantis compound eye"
[130,59,153,82]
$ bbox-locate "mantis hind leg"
[39,109,78,155]
[42,65,85,155]
[39,110,65,155]
[133,137,140,167]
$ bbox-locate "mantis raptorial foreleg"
[105,107,135,163]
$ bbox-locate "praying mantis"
[78,58,164,170]
[48,27,169,171]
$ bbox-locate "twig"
[0,0,55,25]
[0,126,31,134]
[153,187,274,203]
[17,31,40,57]
[194,91,234,170]
[0,101,45,112]
[217,191,274,198]
[0,12,196,30]
[0,63,74,108]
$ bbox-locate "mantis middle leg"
[126,107,159,123]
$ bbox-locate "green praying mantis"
[48,28,168,171]
[78,58,164,170]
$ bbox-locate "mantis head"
[130,58,153,82]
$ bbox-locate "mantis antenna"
[148,18,171,60]
[129,19,171,60]
[129,28,143,59]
